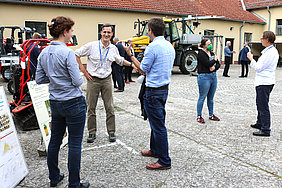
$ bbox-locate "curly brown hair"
[48,16,74,39]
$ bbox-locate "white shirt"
[250,45,279,86]
[75,40,124,78]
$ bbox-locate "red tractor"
[9,36,78,130]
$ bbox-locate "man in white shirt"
[75,24,137,143]
[247,31,279,137]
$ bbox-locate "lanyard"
[263,45,274,53]
[99,41,110,66]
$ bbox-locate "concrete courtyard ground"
[2,64,281,187]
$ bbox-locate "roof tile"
[12,0,268,23]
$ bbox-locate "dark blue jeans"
[144,89,171,167]
[255,85,274,134]
[48,96,86,188]
[197,72,217,116]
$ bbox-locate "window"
[276,19,282,36]
[25,21,47,39]
[244,32,252,43]
[98,24,115,43]
[171,22,180,42]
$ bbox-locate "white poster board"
[0,86,28,188]
[27,81,68,150]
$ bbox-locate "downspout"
[267,6,271,30]
[239,21,245,51]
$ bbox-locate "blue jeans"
[255,85,274,134]
[48,96,86,188]
[197,72,217,116]
[144,89,171,167]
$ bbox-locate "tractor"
[131,16,224,74]
[0,26,34,81]
[9,35,78,131]
[131,17,202,74]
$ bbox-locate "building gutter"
[267,6,271,30]
[239,21,245,51]
[216,17,265,25]
[246,4,282,10]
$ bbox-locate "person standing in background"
[238,42,251,78]
[223,41,235,77]
[112,37,125,92]
[124,39,135,84]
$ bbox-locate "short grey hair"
[226,41,231,45]
[113,37,119,41]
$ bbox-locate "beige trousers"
[86,75,115,134]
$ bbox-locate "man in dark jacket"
[238,42,251,77]
[112,37,125,92]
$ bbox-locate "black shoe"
[239,76,244,78]
[109,132,116,142]
[244,75,248,77]
[50,173,64,187]
[253,130,270,137]
[80,182,90,188]
[87,134,96,143]
[223,75,230,77]
[250,124,261,129]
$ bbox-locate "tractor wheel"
[136,52,144,62]
[7,80,15,95]
[180,50,198,74]
[13,105,39,131]
[1,66,12,82]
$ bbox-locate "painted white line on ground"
[105,132,139,155]
[116,139,139,155]
[82,142,117,152]
[113,97,122,102]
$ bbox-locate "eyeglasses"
[102,31,112,34]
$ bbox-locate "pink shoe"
[209,114,220,121]
[125,81,130,84]
[197,116,205,123]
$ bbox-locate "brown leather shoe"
[141,150,158,158]
[146,162,171,170]
[114,89,124,92]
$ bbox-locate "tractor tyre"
[1,66,12,82]
[13,105,39,131]
[180,50,198,74]
[136,52,144,62]
[7,80,15,95]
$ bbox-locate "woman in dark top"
[196,38,220,123]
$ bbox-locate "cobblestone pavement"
[2,65,281,187]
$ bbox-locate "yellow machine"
[130,16,224,74]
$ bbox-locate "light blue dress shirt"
[224,46,233,57]
[140,36,175,88]
[36,42,83,101]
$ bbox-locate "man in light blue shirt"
[223,41,235,77]
[125,17,175,170]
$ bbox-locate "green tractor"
[131,17,202,74]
